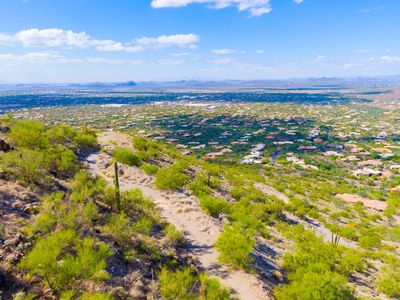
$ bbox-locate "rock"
[0,140,11,152]
[0,126,10,134]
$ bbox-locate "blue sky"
[0,0,399,83]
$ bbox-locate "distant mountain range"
[1,75,400,92]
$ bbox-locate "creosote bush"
[20,229,111,292]
[155,165,189,191]
[112,148,141,166]
[159,267,230,300]
[199,195,230,218]
[215,224,255,270]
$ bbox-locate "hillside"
[1,112,400,299]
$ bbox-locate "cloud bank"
[0,28,199,53]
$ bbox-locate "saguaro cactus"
[114,161,121,211]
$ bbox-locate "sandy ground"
[336,193,387,211]
[255,182,357,248]
[86,131,272,300]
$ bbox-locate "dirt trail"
[86,131,272,300]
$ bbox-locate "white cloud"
[0,28,200,53]
[315,55,328,63]
[380,56,400,63]
[0,33,16,45]
[156,59,185,65]
[151,0,273,16]
[170,52,191,57]
[15,28,94,48]
[151,0,303,16]
[210,48,236,55]
[136,34,199,48]
[255,49,264,54]
[95,40,145,53]
[86,57,143,64]
[354,49,370,54]
[209,57,235,64]
[0,52,147,66]
[0,52,79,64]
[249,6,271,16]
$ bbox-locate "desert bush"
[20,230,111,291]
[2,149,49,185]
[163,224,186,247]
[120,188,157,220]
[102,213,133,246]
[199,195,230,217]
[274,269,354,300]
[155,166,189,191]
[70,171,106,204]
[159,267,230,300]
[376,264,400,298]
[112,148,141,166]
[358,227,382,249]
[188,174,211,196]
[275,225,364,300]
[215,224,255,269]
[47,145,78,177]
[141,163,159,175]
[132,136,160,151]
[9,120,48,149]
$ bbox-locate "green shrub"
[70,171,106,203]
[275,225,363,300]
[155,166,189,191]
[274,269,354,300]
[20,230,111,291]
[199,195,230,217]
[199,274,230,300]
[132,136,160,151]
[215,224,255,269]
[159,267,230,300]
[47,145,78,177]
[163,224,186,247]
[188,176,211,197]
[2,149,49,185]
[132,217,153,235]
[79,292,114,300]
[61,291,114,300]
[358,228,382,249]
[389,226,400,242]
[141,163,159,175]
[112,148,141,166]
[102,213,133,246]
[72,133,97,153]
[376,264,400,298]
[120,188,157,220]
[9,120,48,149]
